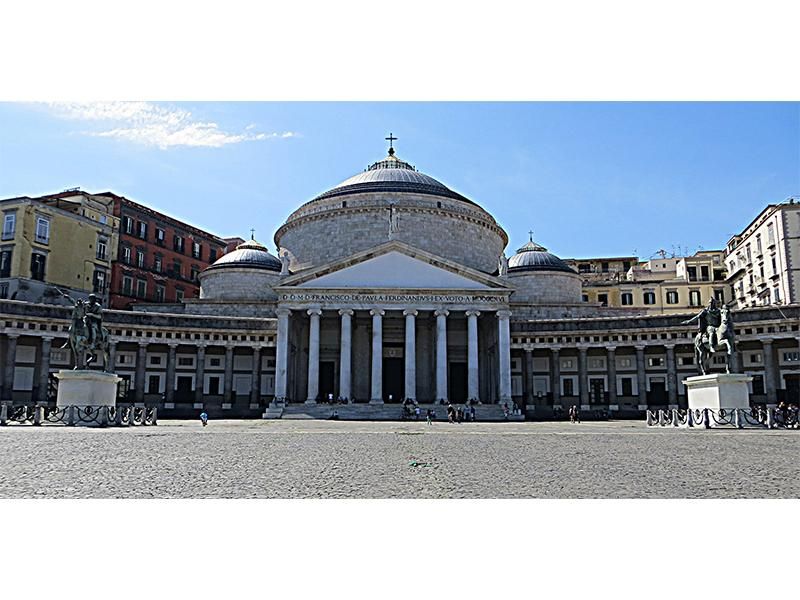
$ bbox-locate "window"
[598,293,608,307]
[623,261,631,272]
[578,264,591,274]
[122,246,131,264]
[175,288,185,302]
[174,235,185,253]
[192,241,202,259]
[147,375,160,395]
[154,284,165,302]
[589,358,605,369]
[689,290,701,306]
[562,378,574,396]
[581,294,589,302]
[123,216,133,234]
[746,244,752,261]
[136,279,147,298]
[714,288,725,302]
[122,276,133,296]
[149,355,163,366]
[687,266,697,281]
[756,234,762,255]
[561,359,574,369]
[209,248,217,262]
[137,221,147,240]
[35,216,50,243]
[643,291,656,305]
[96,237,108,260]
[678,356,694,366]
[782,351,799,362]
[620,358,632,368]
[2,212,15,240]
[620,377,633,396]
[0,248,12,277]
[137,250,145,268]
[190,266,200,282]
[751,375,765,395]
[99,214,107,225]
[0,282,7,299]
[666,290,679,304]
[621,292,633,305]
[178,356,194,367]
[700,265,709,281]
[92,269,106,293]
[767,223,775,246]
[30,253,46,281]
[172,260,182,278]
[601,262,609,273]
[748,353,762,364]
[209,357,222,368]
[648,357,664,367]
[774,287,781,303]
[771,257,777,274]
[155,228,165,245]
[154,255,162,272]
[207,376,221,395]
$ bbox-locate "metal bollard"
[671,410,679,427]
[0,403,7,426]
[734,408,742,429]
[766,408,774,429]
[703,408,710,429]
[33,405,42,426]
[67,405,76,427]
[646,410,654,426]
[687,409,694,428]
[115,407,123,426]
[151,407,158,426]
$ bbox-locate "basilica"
[1,141,798,419]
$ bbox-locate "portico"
[272,241,513,404]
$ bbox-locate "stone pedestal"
[685,374,753,428]
[55,370,121,408]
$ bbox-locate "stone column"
[338,309,353,401]
[606,346,617,405]
[497,310,512,404]
[466,310,480,402]
[3,333,19,401]
[762,339,777,405]
[435,309,449,402]
[38,336,53,403]
[274,308,291,403]
[135,341,147,403]
[370,309,384,404]
[108,340,117,373]
[551,347,561,406]
[403,309,417,401]
[195,344,206,403]
[665,343,678,407]
[306,308,322,404]
[165,342,177,404]
[578,345,589,407]
[251,346,262,407]
[223,345,234,405]
[635,345,648,408]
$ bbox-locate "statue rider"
[84,293,103,345]
[682,297,721,348]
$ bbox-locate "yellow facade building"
[0,191,119,305]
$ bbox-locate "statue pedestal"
[55,371,120,427]
[685,373,753,428]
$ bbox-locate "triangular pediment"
[279,241,509,291]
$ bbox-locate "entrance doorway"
[383,357,404,402]
[589,378,605,404]
[176,376,193,402]
[319,361,335,402]
[785,374,799,403]
[649,377,667,406]
[449,362,467,403]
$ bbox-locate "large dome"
[275,144,508,274]
[205,238,282,272]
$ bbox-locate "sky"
[0,102,797,260]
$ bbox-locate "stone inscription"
[279,292,504,304]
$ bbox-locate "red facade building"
[100,193,227,310]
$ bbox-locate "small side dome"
[205,238,282,272]
[508,240,576,274]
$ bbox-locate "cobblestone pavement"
[0,420,797,498]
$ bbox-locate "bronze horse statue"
[692,303,735,375]
[57,289,111,371]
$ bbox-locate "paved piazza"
[0,420,798,499]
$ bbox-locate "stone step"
[278,403,524,422]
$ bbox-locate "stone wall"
[276,192,507,274]
[199,268,281,302]
[507,271,583,304]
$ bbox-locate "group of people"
[446,403,477,423]
[568,405,581,424]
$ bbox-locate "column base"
[369,398,384,404]
[305,399,317,405]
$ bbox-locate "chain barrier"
[647,406,799,430]
[0,404,158,427]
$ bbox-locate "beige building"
[0,191,119,305]
[578,250,730,313]
[725,199,800,309]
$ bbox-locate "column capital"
[465,310,481,318]
[634,344,647,351]
[252,345,262,354]
[6,332,20,340]
[549,345,562,353]
[762,337,774,345]
[338,308,354,317]
[606,345,617,352]
[370,309,385,317]
[663,342,676,350]
[276,308,292,318]
[40,335,55,343]
[496,309,512,319]
[137,340,149,348]
[576,344,590,352]
[434,309,450,318]
[403,309,418,317]
[307,308,323,317]
[167,340,179,349]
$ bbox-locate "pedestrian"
[574,405,581,424]
[569,405,575,424]
[200,411,209,427]
[470,405,476,422]
[503,402,509,420]
[414,405,421,421]
[426,409,433,425]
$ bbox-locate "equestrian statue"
[55,288,111,371]
[681,297,736,375]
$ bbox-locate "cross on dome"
[385,132,397,156]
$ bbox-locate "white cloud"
[46,102,297,149]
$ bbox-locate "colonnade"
[273,306,513,405]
